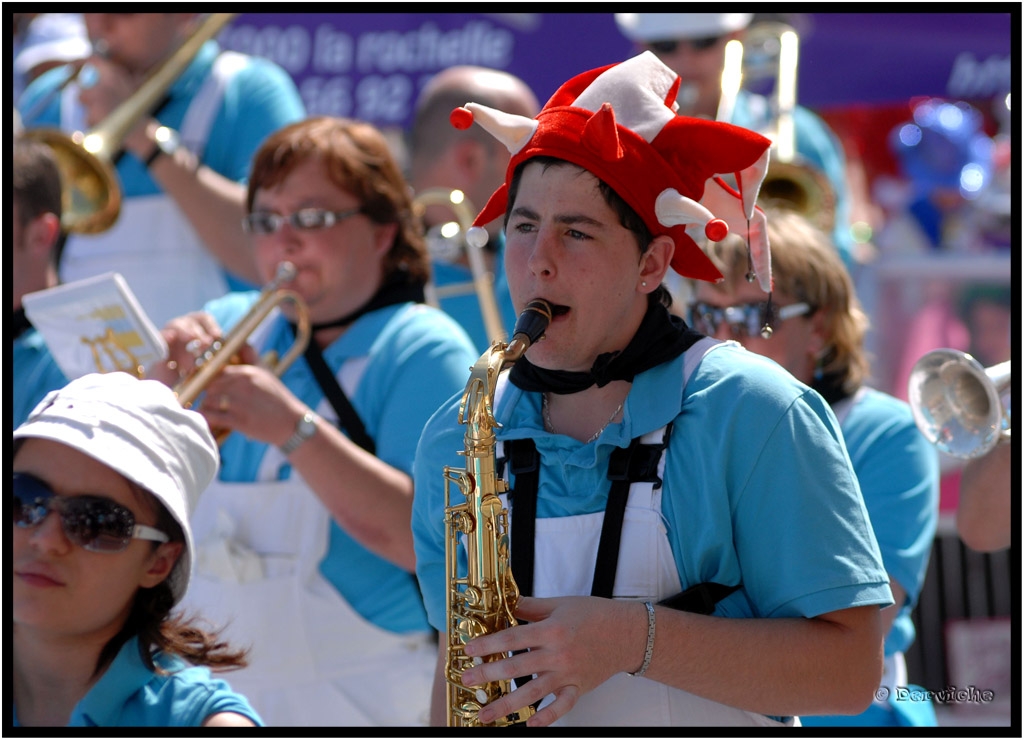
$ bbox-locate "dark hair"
[13,136,67,265]
[505,156,672,307]
[96,483,249,678]
[247,117,430,286]
[13,136,62,225]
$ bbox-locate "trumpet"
[907,349,1011,459]
[414,187,507,346]
[444,298,552,726]
[174,262,311,439]
[719,20,836,232]
[22,13,237,234]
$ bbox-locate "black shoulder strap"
[301,339,376,454]
[505,438,539,598]
[591,430,671,598]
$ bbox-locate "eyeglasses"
[647,35,723,54]
[687,300,812,339]
[13,472,168,553]
[242,207,363,236]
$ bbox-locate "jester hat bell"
[450,51,774,290]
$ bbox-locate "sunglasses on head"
[687,300,812,339]
[647,35,723,54]
[242,207,363,236]
[13,472,168,554]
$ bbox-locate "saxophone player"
[411,51,892,727]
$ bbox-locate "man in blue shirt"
[19,13,306,326]
[408,65,540,353]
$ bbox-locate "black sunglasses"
[687,300,812,340]
[13,472,168,553]
[647,35,723,54]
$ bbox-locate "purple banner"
[218,12,1013,131]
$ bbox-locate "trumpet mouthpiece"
[274,262,297,284]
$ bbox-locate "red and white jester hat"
[451,51,774,290]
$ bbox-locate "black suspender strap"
[503,425,739,614]
[505,438,540,599]
[301,338,376,454]
[590,438,641,599]
[591,433,670,598]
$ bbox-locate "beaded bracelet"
[628,601,656,677]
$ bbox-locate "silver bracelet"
[628,601,656,677]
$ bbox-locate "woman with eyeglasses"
[154,116,479,726]
[13,372,260,727]
[691,207,940,728]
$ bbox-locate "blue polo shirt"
[207,292,479,634]
[412,341,892,631]
[841,388,939,655]
[12,637,262,727]
[13,328,69,430]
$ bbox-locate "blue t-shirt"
[206,292,479,634]
[12,636,262,727]
[13,328,69,430]
[412,342,892,632]
[840,388,939,655]
[802,387,940,728]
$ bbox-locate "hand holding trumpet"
[159,310,309,448]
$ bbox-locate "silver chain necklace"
[543,392,624,444]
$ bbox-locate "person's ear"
[453,138,488,183]
[25,212,61,259]
[807,308,829,357]
[139,541,183,590]
[638,234,675,292]
[373,221,400,257]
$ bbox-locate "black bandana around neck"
[509,295,704,394]
[303,275,426,333]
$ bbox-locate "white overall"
[495,338,794,726]
[56,55,249,327]
[180,344,435,727]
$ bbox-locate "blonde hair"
[704,208,871,394]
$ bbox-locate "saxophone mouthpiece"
[505,299,552,360]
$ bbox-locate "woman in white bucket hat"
[12,372,261,727]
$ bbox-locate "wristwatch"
[280,409,319,455]
[144,126,182,168]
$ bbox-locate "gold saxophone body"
[443,298,552,727]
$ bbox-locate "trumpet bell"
[908,349,1011,459]
[24,127,121,234]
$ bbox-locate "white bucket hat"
[615,13,753,43]
[13,372,219,605]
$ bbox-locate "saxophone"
[443,298,552,727]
